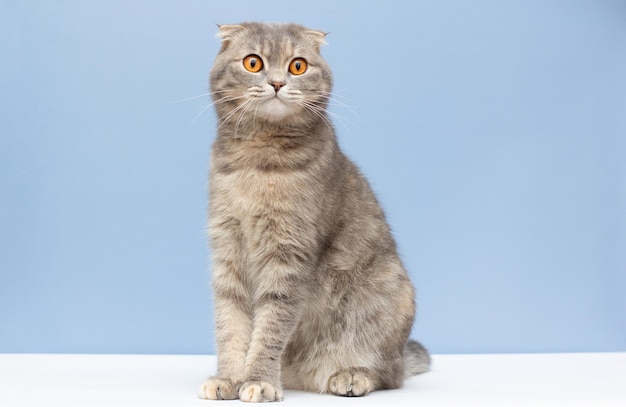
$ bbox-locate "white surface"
[0,353,624,406]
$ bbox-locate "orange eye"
[243,55,263,73]
[288,58,307,75]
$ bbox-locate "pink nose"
[270,81,285,92]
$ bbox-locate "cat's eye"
[243,55,263,73]
[288,58,307,75]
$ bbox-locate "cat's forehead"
[249,32,298,56]
[218,22,326,57]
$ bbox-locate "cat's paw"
[239,381,283,403]
[198,377,239,400]
[327,369,373,397]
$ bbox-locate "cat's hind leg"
[322,261,414,396]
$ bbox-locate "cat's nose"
[269,81,285,92]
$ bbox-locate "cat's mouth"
[256,94,294,119]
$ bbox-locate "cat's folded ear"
[305,29,329,52]
[215,24,245,50]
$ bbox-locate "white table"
[1,353,624,406]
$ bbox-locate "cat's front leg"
[199,219,252,400]
[199,267,251,399]
[239,256,310,402]
[199,272,252,399]
[198,377,238,400]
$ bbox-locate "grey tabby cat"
[199,22,430,403]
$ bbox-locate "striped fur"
[199,22,429,403]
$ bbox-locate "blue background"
[1,0,625,354]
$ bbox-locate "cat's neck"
[217,115,333,142]
[213,119,336,173]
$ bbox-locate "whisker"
[317,89,355,103]
[318,94,356,111]
[293,100,335,132]
[234,98,258,138]
[314,92,361,123]
[217,99,255,131]
[168,89,231,104]
[326,109,352,127]
[252,98,262,129]
[216,103,247,130]
[191,103,215,126]
[212,94,247,106]
[168,93,211,105]
[191,94,249,126]
[300,99,353,131]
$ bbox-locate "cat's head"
[210,22,332,127]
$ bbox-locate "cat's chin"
[257,98,298,122]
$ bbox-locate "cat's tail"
[403,339,431,377]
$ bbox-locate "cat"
[198,22,430,402]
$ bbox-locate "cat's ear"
[305,29,329,52]
[215,24,245,50]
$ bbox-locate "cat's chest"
[212,167,314,217]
